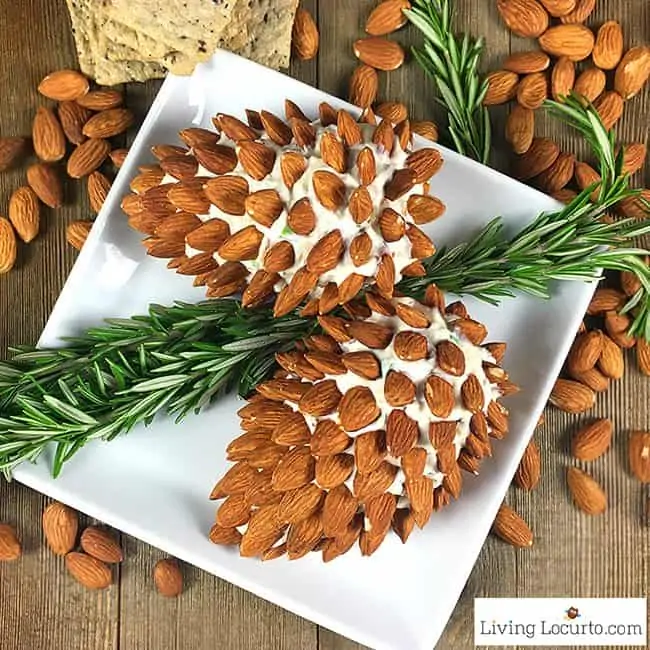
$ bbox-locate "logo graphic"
[565,606,580,620]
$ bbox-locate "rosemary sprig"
[0,301,311,478]
[405,0,491,164]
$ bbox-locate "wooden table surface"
[0,1,648,649]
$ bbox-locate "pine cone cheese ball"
[122,102,445,316]
[209,292,513,561]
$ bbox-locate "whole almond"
[620,268,642,297]
[551,57,575,101]
[76,89,123,110]
[42,501,78,555]
[567,467,607,515]
[375,101,408,124]
[366,0,410,35]
[506,105,535,154]
[82,108,134,139]
[593,21,624,71]
[619,143,647,176]
[154,558,184,596]
[516,72,547,110]
[514,439,541,490]
[80,526,123,563]
[67,138,110,178]
[569,366,609,392]
[0,137,27,171]
[503,50,551,74]
[66,220,93,250]
[0,524,21,561]
[87,171,112,213]
[349,65,379,108]
[540,0,576,16]
[353,37,405,71]
[292,8,319,60]
[560,0,595,24]
[637,338,650,376]
[483,70,519,105]
[492,504,533,547]
[614,46,650,99]
[539,24,595,62]
[574,67,606,103]
[58,101,92,145]
[0,217,17,274]
[32,107,66,162]
[629,431,650,483]
[566,329,603,374]
[549,378,595,413]
[65,552,112,589]
[594,91,624,131]
[516,137,560,179]
[109,148,129,168]
[536,151,575,192]
[9,186,40,243]
[496,0,549,38]
[617,189,650,219]
[574,161,602,200]
[572,418,613,461]
[38,69,89,101]
[597,334,624,379]
[411,120,439,142]
[587,287,625,315]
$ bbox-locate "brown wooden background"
[0,1,648,649]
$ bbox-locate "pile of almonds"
[0,500,183,597]
[486,0,650,215]
[292,1,440,147]
[0,69,136,272]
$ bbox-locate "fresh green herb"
[405,0,491,164]
[0,301,312,478]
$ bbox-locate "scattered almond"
[560,0,595,24]
[109,148,129,168]
[154,558,184,597]
[551,57,575,101]
[619,143,647,176]
[32,107,66,162]
[8,186,40,243]
[505,105,534,154]
[0,137,27,172]
[597,334,624,380]
[87,171,112,213]
[492,503,533,547]
[538,24,595,62]
[77,89,123,111]
[536,151,575,192]
[292,8,319,60]
[514,439,541,490]
[572,418,613,461]
[0,217,18,274]
[587,288,625,315]
[573,67,606,103]
[549,378,595,413]
[516,72,548,110]
[496,0,549,39]
[65,551,112,589]
[80,526,123,563]
[614,46,650,99]
[484,70,519,105]
[57,101,91,145]
[516,137,560,179]
[567,466,607,515]
[592,21,624,71]
[365,0,410,35]
[503,50,550,74]
[629,432,650,483]
[82,108,134,139]
[42,502,78,555]
[539,0,577,17]
[67,138,110,178]
[353,37,405,71]
[0,523,21,561]
[349,65,379,108]
[66,220,93,250]
[38,69,89,101]
[411,120,438,142]
[593,91,624,131]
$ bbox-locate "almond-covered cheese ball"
[208,290,515,561]
[122,101,446,315]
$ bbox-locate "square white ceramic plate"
[14,51,593,650]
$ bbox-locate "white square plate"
[15,51,592,650]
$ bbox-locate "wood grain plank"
[0,1,118,648]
